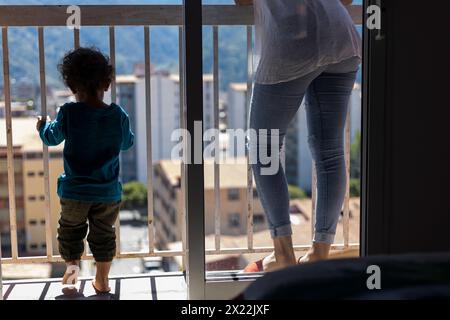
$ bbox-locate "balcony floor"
[2,272,187,300]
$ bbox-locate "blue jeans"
[249,58,359,244]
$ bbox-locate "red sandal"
[243,259,264,273]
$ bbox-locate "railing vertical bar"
[183,0,206,299]
[343,108,351,248]
[178,26,187,271]
[73,27,87,258]
[212,26,221,251]
[144,26,155,253]
[38,27,53,258]
[0,216,2,299]
[109,26,120,257]
[73,28,80,49]
[2,27,18,260]
[0,232,2,300]
[246,25,253,250]
[311,162,317,241]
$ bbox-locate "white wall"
[297,101,313,193]
[349,85,362,143]
[227,87,247,131]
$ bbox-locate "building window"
[228,188,240,201]
[29,219,37,225]
[41,243,46,249]
[38,171,44,177]
[25,152,42,160]
[253,189,258,198]
[30,244,38,250]
[27,172,36,177]
[50,152,63,159]
[40,220,46,225]
[228,213,241,228]
[40,195,45,201]
[0,198,8,209]
[28,196,36,201]
[254,214,265,225]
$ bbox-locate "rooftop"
[156,157,256,189]
[168,198,360,268]
[229,83,247,92]
[0,117,64,152]
[116,73,214,84]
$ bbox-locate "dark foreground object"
[239,253,450,299]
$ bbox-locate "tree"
[350,130,361,179]
[122,181,148,210]
[350,178,361,197]
[288,185,307,200]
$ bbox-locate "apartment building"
[153,158,266,246]
[0,147,26,254]
[226,82,362,194]
[226,83,248,159]
[227,83,248,132]
[117,70,215,185]
[0,118,63,255]
[286,82,363,193]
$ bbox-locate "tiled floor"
[2,272,187,300]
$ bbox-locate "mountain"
[0,0,247,91]
[0,0,362,93]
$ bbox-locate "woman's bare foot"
[93,261,112,293]
[262,236,297,272]
[298,242,331,264]
[273,236,296,267]
[262,252,282,272]
[244,236,296,272]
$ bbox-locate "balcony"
[0,3,362,300]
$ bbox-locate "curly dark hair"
[58,47,114,97]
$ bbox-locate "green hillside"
[0,0,247,91]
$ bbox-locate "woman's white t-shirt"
[254,0,362,84]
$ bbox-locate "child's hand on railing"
[36,115,50,131]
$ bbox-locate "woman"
[235,0,362,272]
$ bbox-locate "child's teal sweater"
[39,102,134,203]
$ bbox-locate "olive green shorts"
[57,198,121,262]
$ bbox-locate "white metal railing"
[0,5,361,273]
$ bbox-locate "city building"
[227,83,248,132]
[0,101,33,118]
[0,145,26,255]
[224,82,361,194]
[153,158,266,246]
[349,82,362,143]
[0,118,63,255]
[116,70,215,185]
[50,89,76,118]
[287,82,362,193]
[169,197,361,271]
[226,83,248,158]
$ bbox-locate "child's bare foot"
[92,261,112,294]
[298,242,331,264]
[62,260,80,295]
[92,278,111,294]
